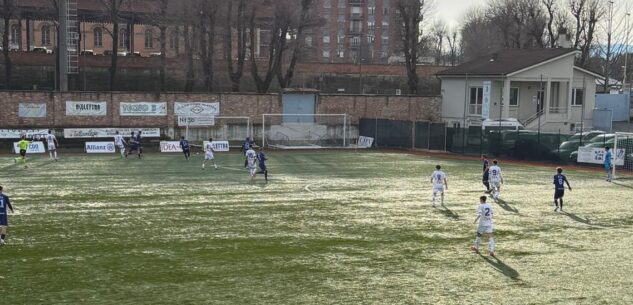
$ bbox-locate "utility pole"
[624,12,631,94]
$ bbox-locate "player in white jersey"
[202,138,218,170]
[488,160,503,202]
[45,130,59,161]
[245,145,257,182]
[430,165,448,207]
[113,131,127,158]
[471,196,495,257]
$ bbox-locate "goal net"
[614,132,633,180]
[261,114,350,149]
[177,116,251,147]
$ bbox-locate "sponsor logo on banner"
[120,102,167,116]
[482,81,491,120]
[64,128,161,138]
[66,101,107,116]
[203,141,230,152]
[577,147,625,166]
[13,141,46,154]
[18,103,47,118]
[177,116,215,127]
[174,102,220,116]
[85,142,116,154]
[358,136,374,148]
[0,129,49,139]
[160,141,183,153]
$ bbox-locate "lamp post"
[624,12,631,94]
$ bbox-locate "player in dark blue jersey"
[0,186,15,246]
[180,136,191,160]
[482,155,491,193]
[135,131,143,159]
[553,167,572,212]
[241,137,254,167]
[257,147,268,182]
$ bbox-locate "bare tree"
[226,0,249,92]
[569,0,587,49]
[1,0,15,89]
[396,0,429,95]
[446,27,460,66]
[182,1,196,92]
[579,0,604,67]
[249,1,284,93]
[99,0,127,91]
[158,0,169,91]
[197,0,218,92]
[432,20,447,65]
[543,0,557,47]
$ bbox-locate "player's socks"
[264,170,268,181]
[441,194,444,206]
[474,236,481,249]
[1,234,5,240]
[49,152,53,160]
[488,238,495,252]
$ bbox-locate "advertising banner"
[482,81,491,120]
[577,147,625,166]
[66,101,107,116]
[174,102,220,116]
[177,116,215,127]
[13,141,46,154]
[358,136,374,148]
[85,142,116,154]
[18,103,47,118]
[160,141,183,153]
[120,102,167,116]
[203,141,230,152]
[64,128,161,138]
[0,129,49,139]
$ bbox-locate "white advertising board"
[0,129,49,139]
[203,141,230,152]
[177,116,215,127]
[66,101,107,116]
[160,141,184,153]
[13,141,46,154]
[120,102,167,116]
[577,147,625,166]
[85,142,116,154]
[18,103,47,118]
[358,136,374,148]
[64,128,161,138]
[174,102,220,116]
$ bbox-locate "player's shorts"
[248,166,257,176]
[19,149,26,157]
[554,189,564,199]
[118,144,125,151]
[259,164,267,171]
[48,144,56,151]
[0,215,7,226]
[477,224,493,234]
[490,181,501,189]
[432,185,444,194]
[0,226,6,235]
[128,145,139,151]
[205,152,214,160]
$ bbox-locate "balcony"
[350,13,363,20]
[349,28,362,35]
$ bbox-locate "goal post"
[261,114,350,149]
[613,132,633,180]
[178,116,251,147]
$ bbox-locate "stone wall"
[0,91,441,130]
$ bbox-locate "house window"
[338,0,345,8]
[41,25,51,46]
[323,0,331,8]
[169,31,178,49]
[572,88,584,106]
[119,29,129,49]
[10,24,20,45]
[144,30,154,49]
[509,88,519,106]
[93,28,103,47]
[470,87,484,115]
[323,33,330,44]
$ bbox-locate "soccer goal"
[261,114,350,149]
[178,116,252,147]
[613,132,633,180]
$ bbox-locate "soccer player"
[482,155,491,193]
[125,131,138,159]
[246,144,258,182]
[488,160,503,202]
[0,185,15,246]
[604,146,613,182]
[430,165,447,207]
[114,131,127,158]
[14,135,30,168]
[470,196,495,257]
[180,136,191,160]
[241,137,253,168]
[135,130,143,159]
[553,167,572,212]
[45,130,59,161]
[202,138,218,169]
[257,147,268,182]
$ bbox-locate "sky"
[431,0,486,28]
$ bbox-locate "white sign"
[120,102,167,116]
[64,128,161,138]
[0,129,49,139]
[13,141,46,154]
[203,141,230,152]
[358,136,374,148]
[85,142,116,154]
[577,147,625,166]
[482,81,491,120]
[66,101,107,116]
[175,102,220,116]
[160,141,184,153]
[177,116,215,127]
[18,103,47,118]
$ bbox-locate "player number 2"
[484,208,490,217]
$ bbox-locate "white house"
[436,48,602,134]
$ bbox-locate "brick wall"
[0,91,441,130]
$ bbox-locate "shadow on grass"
[480,254,520,280]
[612,181,633,189]
[496,199,519,213]
[438,206,459,220]
[563,211,591,225]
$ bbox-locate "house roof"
[437,48,578,77]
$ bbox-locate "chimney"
[557,29,573,49]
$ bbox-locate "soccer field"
[1,151,632,304]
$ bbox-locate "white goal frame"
[613,132,633,179]
[261,113,348,149]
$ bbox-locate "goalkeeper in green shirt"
[15,136,30,168]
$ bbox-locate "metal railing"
[522,109,544,127]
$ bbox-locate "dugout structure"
[261,114,350,149]
[613,132,633,179]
